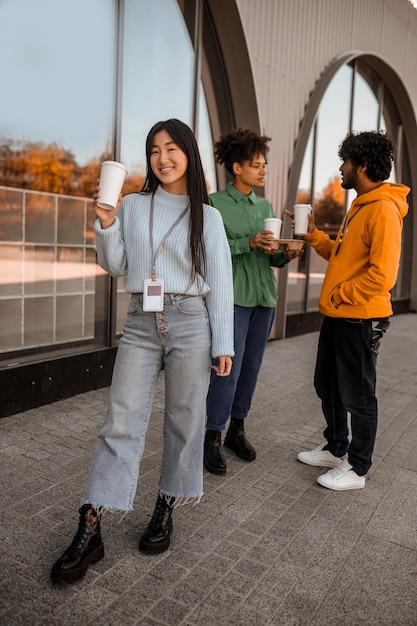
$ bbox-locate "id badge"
[143,279,164,311]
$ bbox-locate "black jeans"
[314,316,390,476]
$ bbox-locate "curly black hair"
[338,130,394,182]
[214,128,271,176]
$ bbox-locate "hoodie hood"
[352,182,410,218]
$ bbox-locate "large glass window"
[0,0,218,358]
[0,0,115,357]
[116,0,215,332]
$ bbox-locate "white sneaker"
[297,444,345,468]
[317,460,366,491]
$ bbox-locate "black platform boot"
[204,429,227,475]
[51,504,104,583]
[139,493,175,554]
[224,417,256,461]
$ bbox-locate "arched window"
[286,57,412,319]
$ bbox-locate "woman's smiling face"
[150,129,188,194]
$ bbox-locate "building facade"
[1,0,416,417]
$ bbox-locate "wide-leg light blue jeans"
[83,293,212,511]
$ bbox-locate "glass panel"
[197,83,216,195]
[313,65,351,234]
[307,253,328,310]
[117,0,195,331]
[287,133,314,313]
[0,188,23,241]
[24,246,55,296]
[120,0,193,177]
[351,72,380,132]
[0,300,22,350]
[58,197,86,245]
[25,193,56,244]
[56,295,84,342]
[0,0,114,190]
[0,0,115,356]
[56,248,84,294]
[0,245,22,297]
[24,297,54,346]
[85,294,97,338]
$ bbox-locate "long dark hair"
[141,118,208,285]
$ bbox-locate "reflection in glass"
[351,73,379,132]
[26,194,56,244]
[56,248,84,294]
[56,295,84,342]
[313,65,351,235]
[24,297,54,346]
[0,300,22,349]
[120,0,194,178]
[0,0,114,355]
[116,0,210,332]
[24,246,55,296]
[197,83,216,194]
[0,245,23,297]
[58,198,86,245]
[0,189,22,241]
[287,134,313,313]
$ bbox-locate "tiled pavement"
[1,312,417,626]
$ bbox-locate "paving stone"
[1,313,417,624]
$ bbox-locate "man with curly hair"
[296,130,410,490]
[205,128,303,474]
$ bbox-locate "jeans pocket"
[127,296,141,315]
[174,295,206,316]
[371,319,390,354]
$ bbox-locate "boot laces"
[69,506,98,551]
[148,496,174,532]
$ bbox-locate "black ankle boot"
[139,494,175,554]
[204,429,227,475]
[51,504,104,583]
[224,417,256,461]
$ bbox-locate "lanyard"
[334,204,364,256]
[149,193,189,280]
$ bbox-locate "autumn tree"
[0,139,144,198]
[296,176,345,237]
[313,176,345,234]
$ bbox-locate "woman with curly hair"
[204,128,303,475]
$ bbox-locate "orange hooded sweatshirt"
[306,182,410,319]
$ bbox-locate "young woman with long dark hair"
[51,119,234,583]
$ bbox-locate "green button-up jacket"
[209,182,288,307]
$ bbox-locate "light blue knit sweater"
[94,185,234,357]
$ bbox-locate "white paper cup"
[264,217,283,239]
[293,204,312,235]
[97,161,128,210]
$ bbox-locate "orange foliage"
[0,139,144,199]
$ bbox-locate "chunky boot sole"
[51,541,105,583]
[224,436,256,461]
[139,517,173,555]
[204,457,227,475]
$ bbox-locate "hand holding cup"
[285,205,314,236]
[93,183,123,229]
